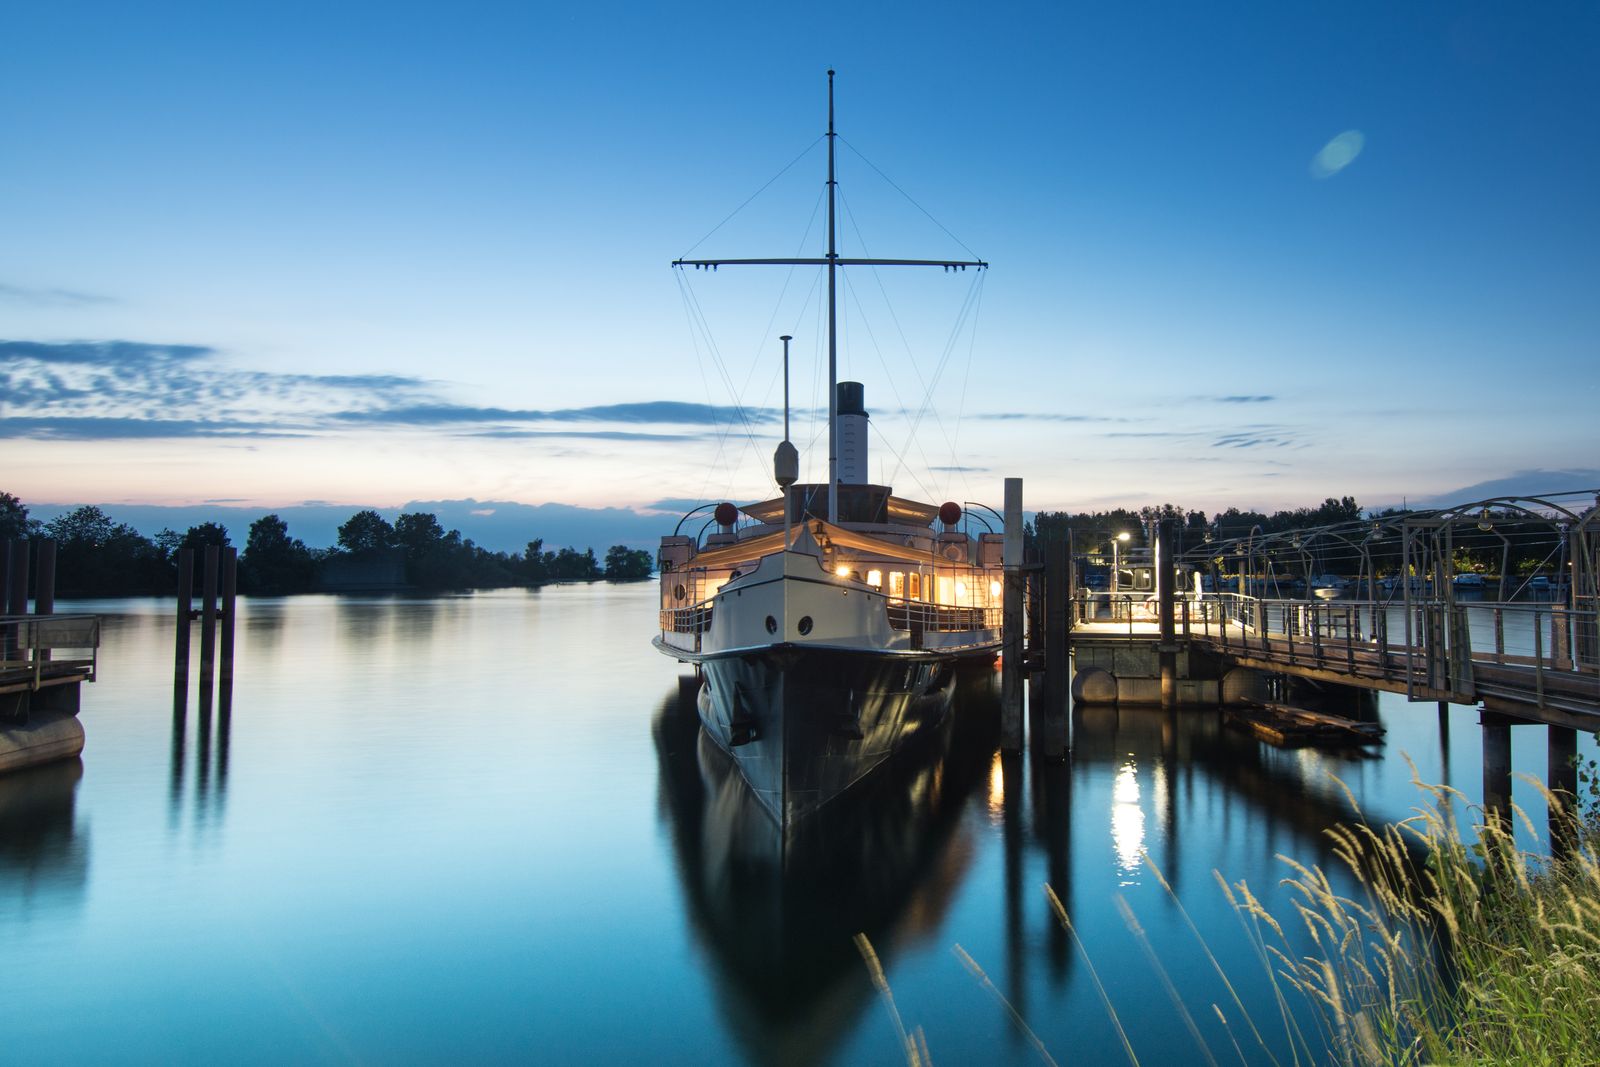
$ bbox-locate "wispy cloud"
[331,401,765,427]
[0,416,306,440]
[0,337,757,442]
[461,429,696,441]
[1212,395,1275,404]
[0,284,117,307]
[1212,426,1302,449]
[972,412,1123,423]
[929,464,988,473]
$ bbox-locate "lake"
[3,586,1591,1064]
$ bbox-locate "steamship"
[653,72,1003,831]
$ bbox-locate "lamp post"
[1111,531,1131,594]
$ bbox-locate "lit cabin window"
[889,572,905,597]
[937,576,954,605]
[955,580,968,602]
[909,573,922,601]
[867,569,883,587]
[989,580,1002,600]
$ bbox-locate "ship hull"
[693,644,992,829]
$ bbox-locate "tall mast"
[672,71,987,521]
[826,69,840,522]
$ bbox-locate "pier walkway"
[1072,594,1600,728]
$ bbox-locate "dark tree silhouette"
[337,510,397,555]
[0,492,36,540]
[604,545,653,582]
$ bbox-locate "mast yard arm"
[672,257,987,270]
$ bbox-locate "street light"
[1111,531,1131,594]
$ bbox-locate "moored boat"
[652,72,1000,830]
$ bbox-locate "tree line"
[0,492,654,597]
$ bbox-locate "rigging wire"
[674,270,770,484]
[678,136,825,260]
[942,275,987,506]
[838,135,984,262]
[834,182,989,502]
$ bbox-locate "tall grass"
[1224,775,1600,1065]
[860,743,1600,1065]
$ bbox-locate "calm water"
[4,586,1593,1064]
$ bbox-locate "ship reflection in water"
[654,671,1001,1066]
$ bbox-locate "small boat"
[653,72,1002,831]
[1226,701,1386,748]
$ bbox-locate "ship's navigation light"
[835,564,852,578]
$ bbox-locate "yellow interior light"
[989,580,1002,599]
[866,569,882,586]
[835,564,852,578]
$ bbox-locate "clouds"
[0,284,116,307]
[0,338,765,442]
[1212,427,1303,449]
[1310,130,1365,179]
[331,400,768,427]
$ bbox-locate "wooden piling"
[1480,711,1512,829]
[5,539,28,661]
[1001,478,1024,753]
[199,545,219,696]
[1157,519,1177,709]
[34,539,56,663]
[174,546,194,693]
[219,547,237,692]
[1040,538,1069,758]
[6,539,27,615]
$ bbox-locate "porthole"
[673,584,686,601]
[765,615,778,634]
[797,616,814,636]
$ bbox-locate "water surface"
[3,586,1591,1064]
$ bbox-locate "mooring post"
[34,539,55,616]
[34,539,56,663]
[1480,711,1513,830]
[199,545,219,697]
[1041,538,1069,758]
[175,546,194,693]
[1001,477,1024,753]
[1026,547,1045,744]
[1548,724,1578,856]
[219,547,237,692]
[4,539,28,659]
[1157,519,1177,709]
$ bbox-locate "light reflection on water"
[0,586,1592,1064]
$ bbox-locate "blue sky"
[4,1,1596,529]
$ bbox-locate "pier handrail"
[0,613,101,691]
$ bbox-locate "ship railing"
[0,614,101,691]
[659,602,714,636]
[887,599,1001,634]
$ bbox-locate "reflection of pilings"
[1548,724,1578,857]
[1031,753,1071,978]
[1001,751,1026,1021]
[1438,701,1452,787]
[169,685,186,824]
